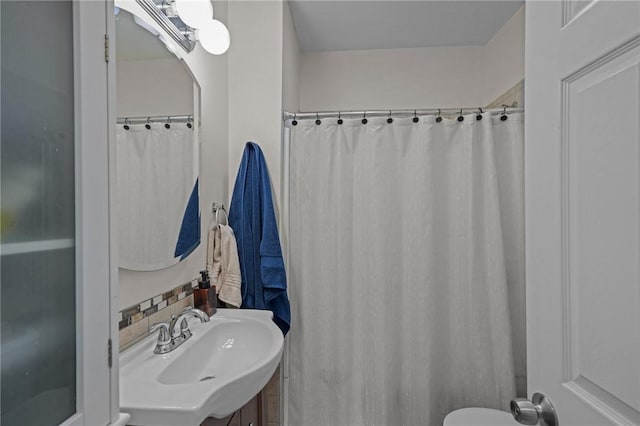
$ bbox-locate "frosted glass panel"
[1,1,77,425]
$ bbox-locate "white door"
[525,1,640,425]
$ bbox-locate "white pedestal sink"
[120,309,284,426]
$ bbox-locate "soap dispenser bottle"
[194,270,217,316]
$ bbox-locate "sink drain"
[199,375,216,382]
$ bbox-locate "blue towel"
[229,142,291,335]
[175,178,200,260]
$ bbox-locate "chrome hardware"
[135,0,196,53]
[148,308,211,355]
[170,307,210,337]
[108,338,113,368]
[104,34,109,63]
[149,322,173,354]
[212,203,229,226]
[511,393,558,426]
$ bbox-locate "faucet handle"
[181,305,193,313]
[149,322,171,344]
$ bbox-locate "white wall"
[227,1,284,213]
[477,5,525,105]
[300,45,482,111]
[117,2,229,309]
[283,1,300,113]
[298,5,524,111]
[116,58,193,117]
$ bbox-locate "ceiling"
[289,0,524,52]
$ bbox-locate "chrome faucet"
[170,306,210,341]
[149,306,210,354]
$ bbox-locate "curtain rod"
[116,114,194,124]
[283,106,523,121]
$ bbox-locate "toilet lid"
[443,407,516,426]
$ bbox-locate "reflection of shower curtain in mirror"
[116,123,194,269]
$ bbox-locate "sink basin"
[120,309,284,426]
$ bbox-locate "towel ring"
[213,203,229,226]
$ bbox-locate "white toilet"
[443,407,518,426]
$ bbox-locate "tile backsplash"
[119,278,199,350]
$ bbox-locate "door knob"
[510,392,559,426]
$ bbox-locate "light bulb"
[175,0,212,29]
[198,20,230,55]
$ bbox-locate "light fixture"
[174,0,212,29]
[135,0,196,52]
[133,0,229,55]
[197,19,230,55]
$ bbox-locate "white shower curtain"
[287,112,524,426]
[116,123,195,269]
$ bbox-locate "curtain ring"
[457,108,464,122]
[435,108,442,123]
[362,111,368,125]
[501,104,509,121]
[337,112,343,125]
[387,110,393,124]
[165,116,171,129]
[476,107,483,121]
[315,113,321,125]
[145,117,151,130]
[292,114,298,126]
[413,110,419,123]
[123,118,130,130]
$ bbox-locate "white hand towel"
[218,225,242,307]
[206,225,221,284]
[206,224,242,308]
